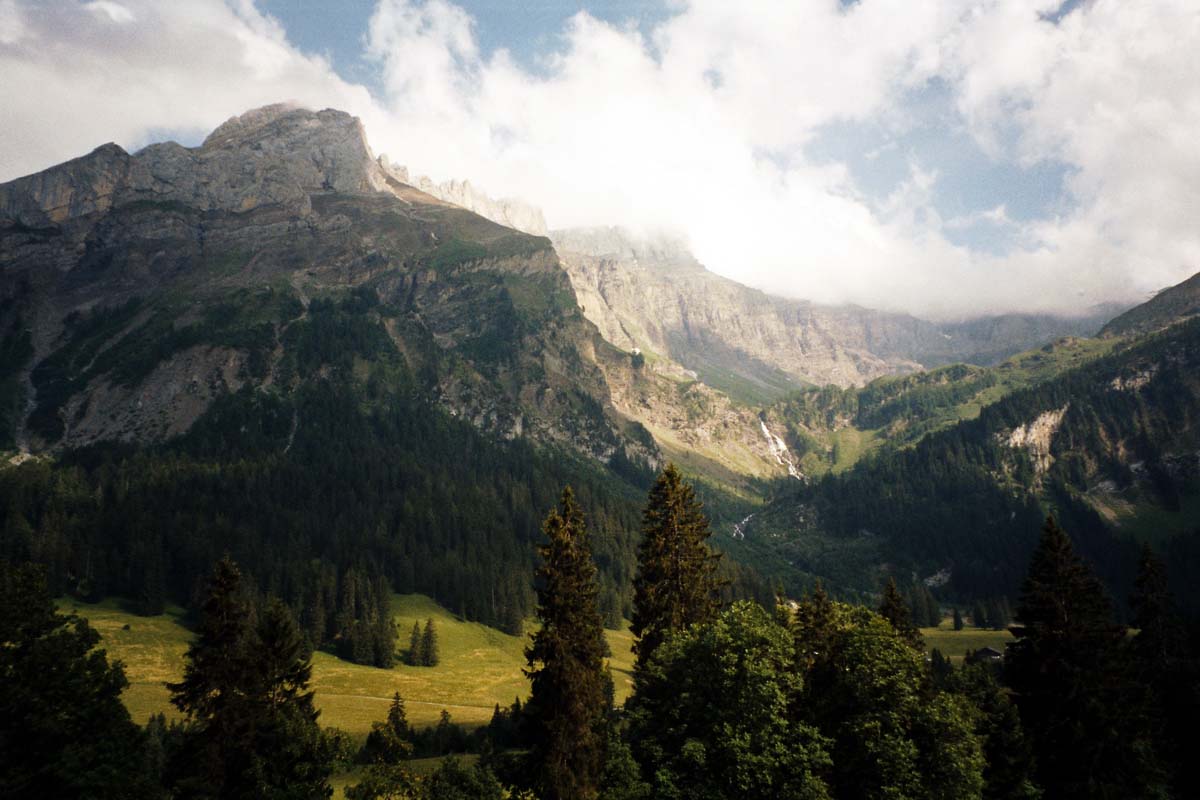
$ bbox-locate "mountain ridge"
[0,104,654,469]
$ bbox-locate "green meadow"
[61,593,636,737]
[921,618,1014,663]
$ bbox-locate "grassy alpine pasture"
[921,618,1014,664]
[61,593,636,738]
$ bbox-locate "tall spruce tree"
[630,464,722,673]
[524,487,608,800]
[408,621,424,666]
[422,618,440,667]
[1007,518,1166,799]
[791,581,837,672]
[878,577,923,648]
[0,560,155,800]
[167,557,332,799]
[1130,544,1199,799]
[948,664,1039,800]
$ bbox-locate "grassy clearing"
[921,619,1013,664]
[62,593,636,738]
[828,427,882,474]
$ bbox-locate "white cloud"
[0,1,373,184]
[0,0,29,45]
[83,2,135,24]
[1,0,1197,317]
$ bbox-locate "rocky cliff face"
[552,227,925,395]
[0,104,650,467]
[372,157,548,236]
[551,226,1115,398]
[0,104,387,225]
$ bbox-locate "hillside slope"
[552,226,1115,400]
[741,317,1200,609]
[1100,270,1200,337]
[0,104,668,636]
[0,104,649,465]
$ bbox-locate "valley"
[5,2,1199,796]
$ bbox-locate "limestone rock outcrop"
[0,104,393,226]
[551,226,1113,394]
[373,157,547,236]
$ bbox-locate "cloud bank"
[1,0,1197,317]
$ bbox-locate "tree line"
[4,463,1198,798]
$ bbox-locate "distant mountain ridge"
[550,226,1119,398]
[1100,270,1200,337]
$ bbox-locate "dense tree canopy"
[0,560,154,800]
[792,592,984,800]
[629,601,831,800]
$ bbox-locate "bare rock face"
[0,104,384,227]
[552,226,925,394]
[0,144,131,227]
[551,226,1114,397]
[0,104,653,469]
[377,160,548,236]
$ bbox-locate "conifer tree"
[167,557,332,799]
[878,577,923,648]
[524,487,608,800]
[0,560,155,799]
[408,621,424,666]
[949,664,1040,800]
[422,618,440,667]
[1130,544,1198,799]
[791,581,837,672]
[363,692,413,764]
[630,463,723,673]
[250,597,332,798]
[352,693,417,800]
[953,607,964,631]
[1007,517,1166,799]
[924,587,941,628]
[972,600,988,629]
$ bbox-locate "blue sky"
[261,0,673,78]
[1,1,1196,316]
[257,0,1072,256]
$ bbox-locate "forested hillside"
[744,317,1200,610]
[0,106,676,656]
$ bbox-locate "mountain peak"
[201,102,313,148]
[0,103,382,224]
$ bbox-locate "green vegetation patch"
[61,593,636,737]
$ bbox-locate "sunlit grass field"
[921,617,1013,663]
[61,593,636,737]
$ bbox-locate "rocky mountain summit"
[1,104,387,225]
[0,104,651,466]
